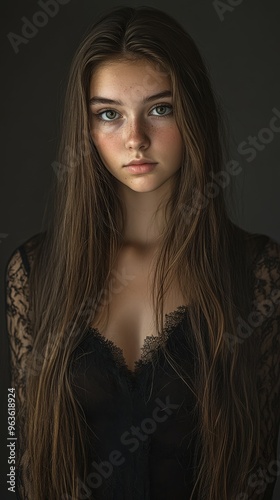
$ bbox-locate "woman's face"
[89,58,184,195]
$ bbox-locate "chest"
[89,247,186,371]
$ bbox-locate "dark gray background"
[1,0,280,498]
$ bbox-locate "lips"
[124,159,156,166]
[124,163,157,174]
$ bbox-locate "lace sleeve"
[247,237,280,499]
[6,248,33,405]
[5,246,34,499]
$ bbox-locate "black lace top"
[5,232,280,500]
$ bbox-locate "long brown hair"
[22,6,261,499]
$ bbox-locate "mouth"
[124,159,156,166]
[123,163,158,174]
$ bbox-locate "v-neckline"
[87,304,188,376]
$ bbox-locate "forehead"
[89,58,171,95]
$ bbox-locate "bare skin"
[89,59,186,371]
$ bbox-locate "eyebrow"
[89,90,172,106]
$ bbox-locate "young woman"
[5,5,280,500]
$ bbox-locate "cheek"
[159,127,183,154]
[91,130,120,157]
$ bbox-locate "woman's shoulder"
[246,231,280,292]
[6,231,46,279]
[241,228,279,263]
[237,227,280,283]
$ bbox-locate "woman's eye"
[95,104,173,122]
[151,105,173,116]
[97,110,120,121]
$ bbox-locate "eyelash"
[94,103,173,122]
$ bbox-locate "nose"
[124,117,150,150]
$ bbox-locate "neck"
[117,180,173,248]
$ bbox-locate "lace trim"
[87,304,188,376]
